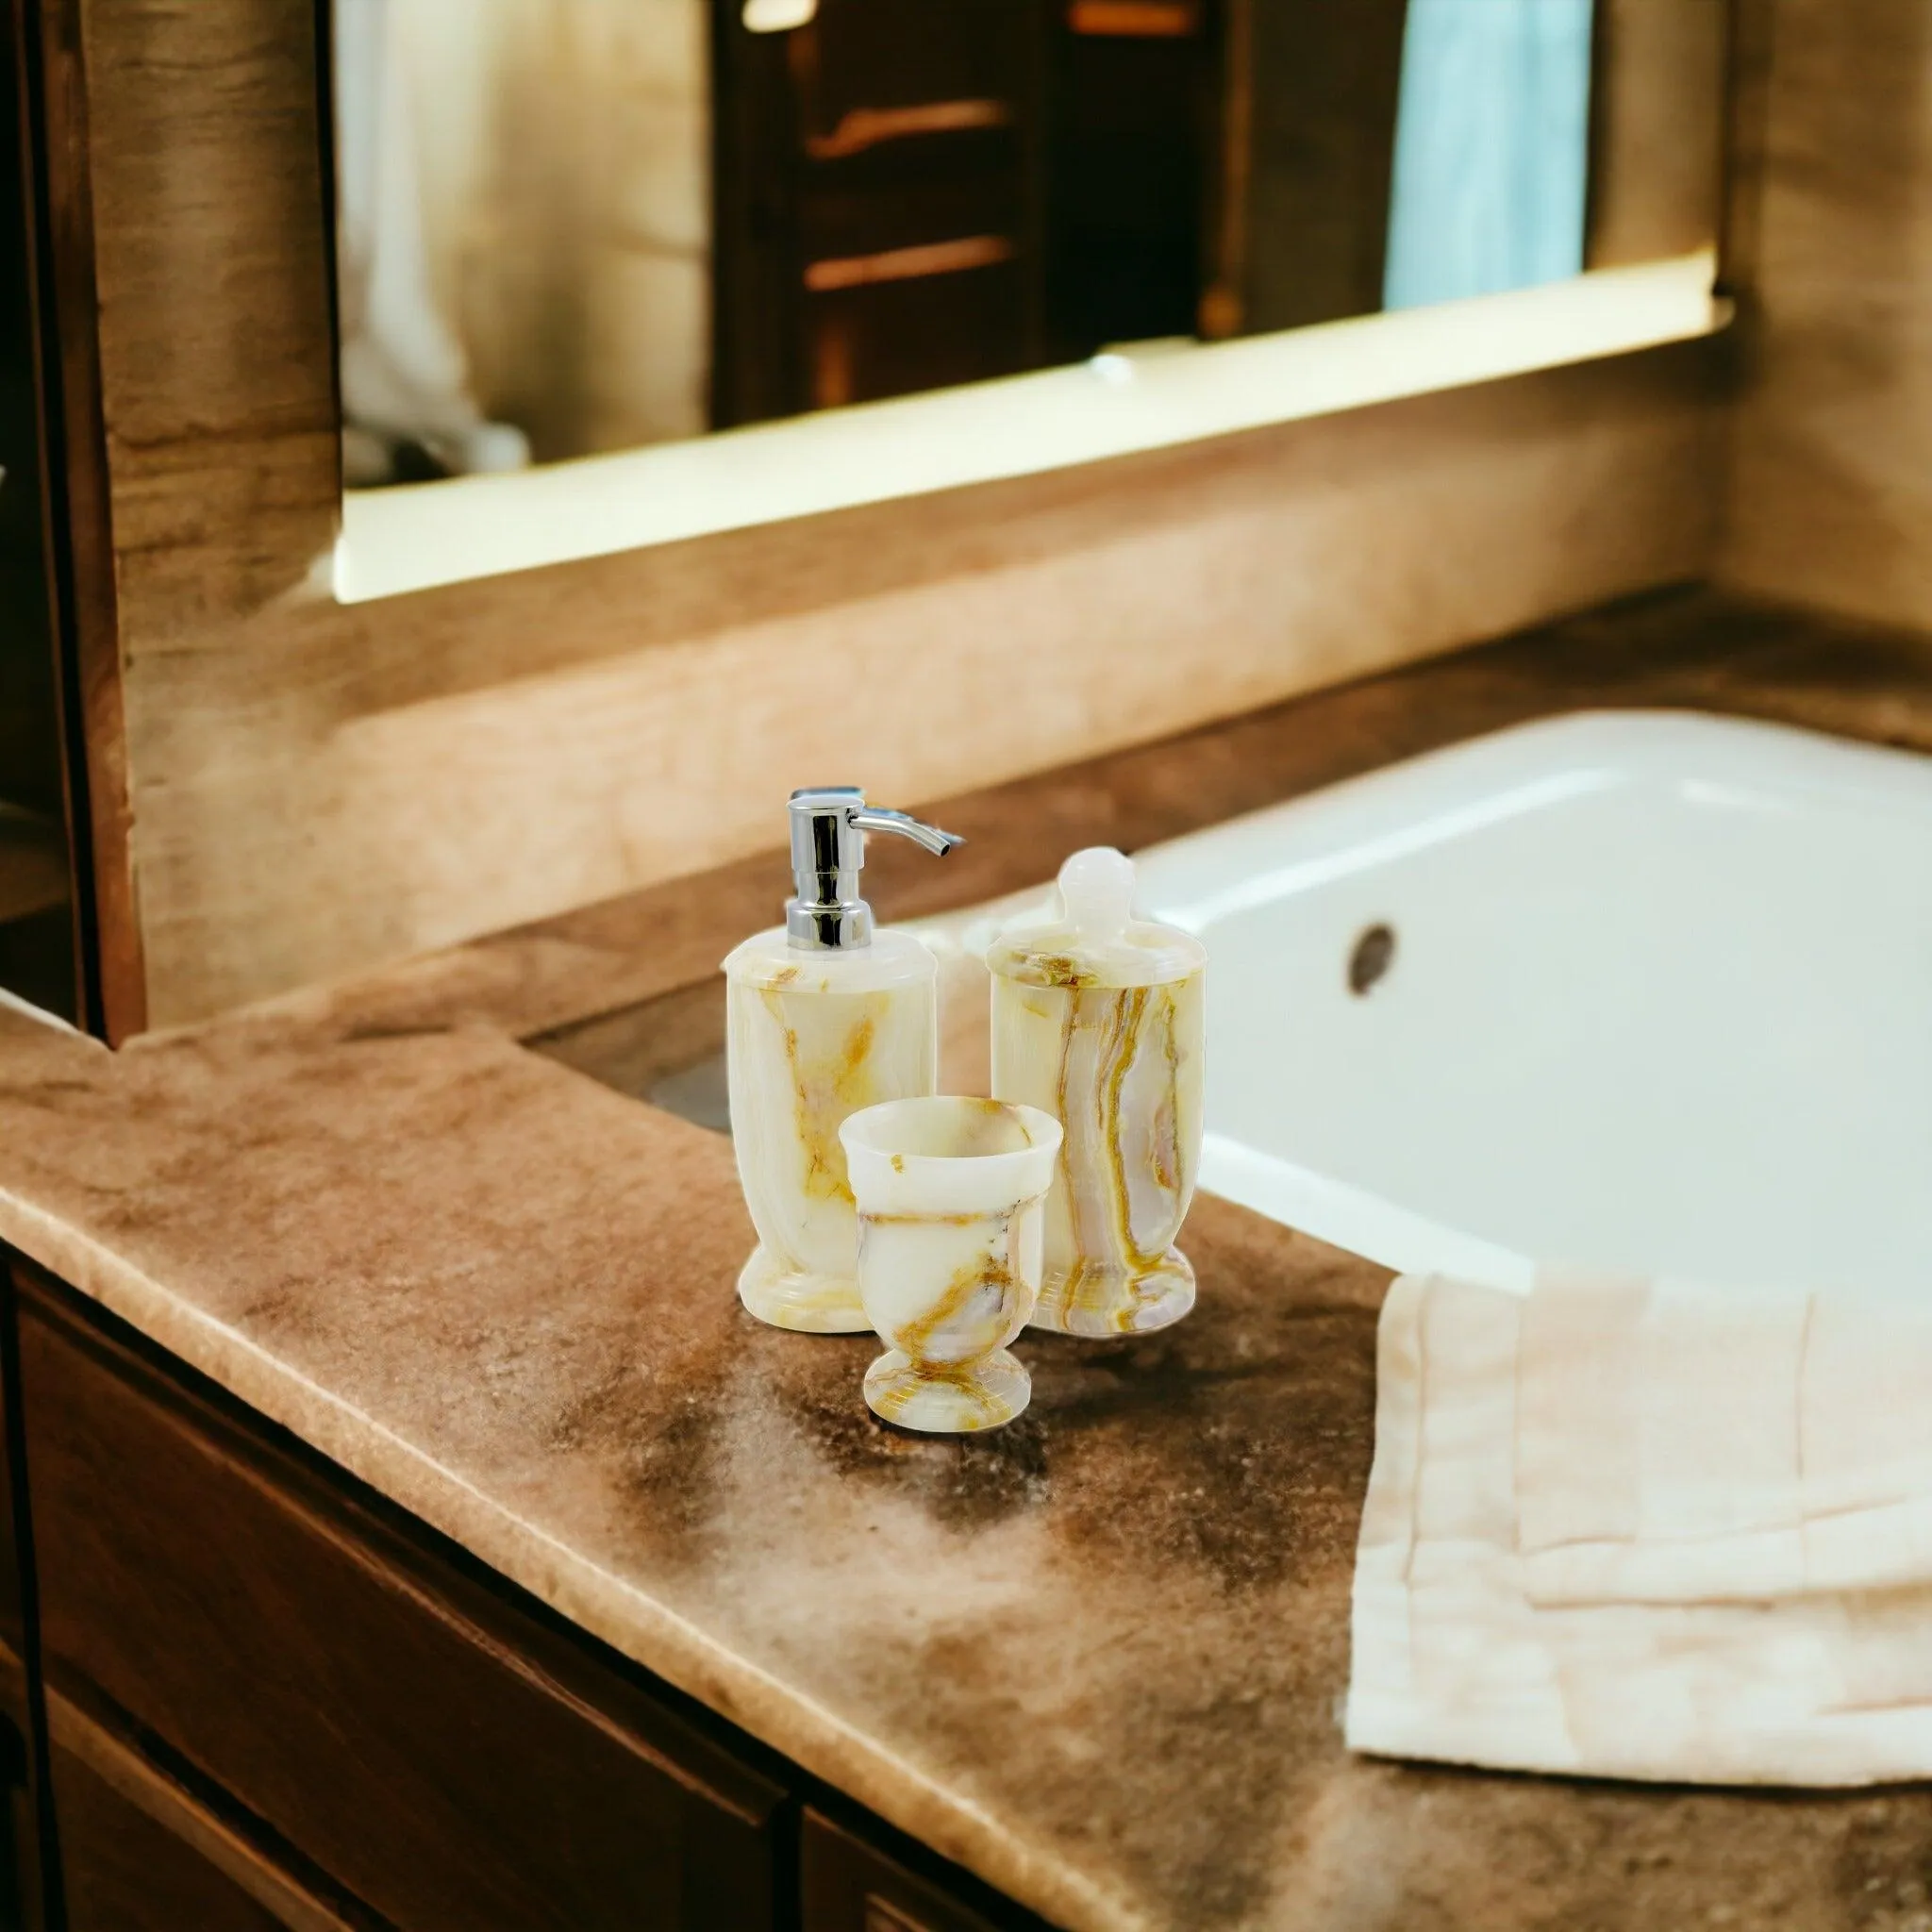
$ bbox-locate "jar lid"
[985,847,1207,990]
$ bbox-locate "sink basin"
[1124,709,1932,1295]
[541,709,1932,1305]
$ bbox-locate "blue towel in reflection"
[1383,0,1595,309]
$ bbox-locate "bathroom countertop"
[6,588,1932,1931]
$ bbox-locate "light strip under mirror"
[338,249,1724,606]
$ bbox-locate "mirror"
[329,0,1726,561]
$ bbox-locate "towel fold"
[1345,1273,1932,1787]
[1518,1269,1932,1605]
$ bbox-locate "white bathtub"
[1112,710,1932,1298]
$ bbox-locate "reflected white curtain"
[1382,0,1595,311]
[333,0,530,483]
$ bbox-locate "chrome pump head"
[786,787,963,950]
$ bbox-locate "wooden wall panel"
[1719,0,1932,628]
[66,0,1723,1032]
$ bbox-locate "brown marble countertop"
[7,589,1932,1930]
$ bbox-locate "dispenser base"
[1029,1248,1196,1337]
[737,1245,870,1334]
[863,1349,1030,1433]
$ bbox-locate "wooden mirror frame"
[20,0,1737,1040]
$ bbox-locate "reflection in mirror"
[330,0,1724,488]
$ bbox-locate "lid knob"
[1058,846,1136,945]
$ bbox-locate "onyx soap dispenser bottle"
[724,789,962,1332]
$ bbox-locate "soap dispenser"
[987,846,1206,1337]
[724,789,963,1333]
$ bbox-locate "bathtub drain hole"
[1348,923,1396,996]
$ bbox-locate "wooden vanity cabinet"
[10,1260,787,1930]
[2,1257,1054,1932]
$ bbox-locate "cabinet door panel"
[16,1265,786,1932]
[0,1254,48,1932]
[55,1755,291,1932]
[0,1667,35,1932]
[48,1693,362,1932]
[800,1810,1014,1932]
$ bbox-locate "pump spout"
[849,806,965,860]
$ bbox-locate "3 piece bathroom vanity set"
[724,788,1208,1431]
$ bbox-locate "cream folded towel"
[1517,1270,1932,1605]
[1345,1273,1932,1786]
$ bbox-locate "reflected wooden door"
[711,0,1047,425]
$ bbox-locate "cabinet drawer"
[15,1265,787,1932]
[48,1691,364,1932]
[800,1810,1009,1932]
